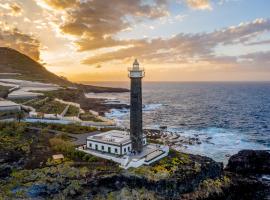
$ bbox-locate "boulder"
[226,150,270,175]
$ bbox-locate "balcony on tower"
[128,59,145,78]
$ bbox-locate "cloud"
[240,51,270,65]
[0,2,23,16]
[0,23,41,60]
[247,39,270,46]
[9,2,22,16]
[82,18,270,66]
[38,0,78,9]
[184,0,212,10]
[39,0,169,51]
[35,0,270,72]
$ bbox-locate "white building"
[0,100,21,111]
[86,130,147,156]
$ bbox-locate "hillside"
[0,47,71,86]
[0,47,128,92]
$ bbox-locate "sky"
[0,0,270,82]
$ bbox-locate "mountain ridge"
[0,47,71,86]
[0,47,129,93]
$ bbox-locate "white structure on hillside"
[0,99,21,111]
[0,79,60,99]
[87,130,147,155]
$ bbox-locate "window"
[128,146,130,151]
[95,144,98,150]
[115,148,118,153]
[124,148,126,153]
[108,147,111,153]
[89,143,92,148]
[101,145,104,150]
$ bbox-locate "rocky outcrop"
[178,150,270,200]
[226,150,270,175]
[86,154,223,199]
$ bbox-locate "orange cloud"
[0,23,41,60]
[42,0,78,9]
[40,0,169,51]
[185,0,212,10]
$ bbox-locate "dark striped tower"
[128,59,145,153]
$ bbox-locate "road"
[26,126,100,146]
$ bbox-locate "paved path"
[68,131,101,145]
[27,126,100,146]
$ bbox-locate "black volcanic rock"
[86,153,223,199]
[226,150,270,175]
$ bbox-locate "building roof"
[87,130,131,145]
[0,100,20,107]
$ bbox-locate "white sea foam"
[105,108,129,119]
[168,127,270,163]
[143,103,163,111]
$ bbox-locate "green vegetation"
[25,97,66,114]
[0,122,120,199]
[65,105,80,117]
[129,150,192,180]
[79,112,103,122]
[95,187,157,200]
[0,162,90,199]
[0,110,17,119]
[185,176,231,199]
[0,122,30,155]
[200,176,231,192]
[36,100,66,114]
[147,138,164,145]
[27,122,98,134]
[13,97,42,105]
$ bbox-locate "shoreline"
[89,91,270,164]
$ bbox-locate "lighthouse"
[84,59,169,168]
[128,59,145,153]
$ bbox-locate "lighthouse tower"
[128,59,145,153]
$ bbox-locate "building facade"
[86,130,147,156]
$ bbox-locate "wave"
[105,103,163,119]
[143,103,163,111]
[168,127,270,163]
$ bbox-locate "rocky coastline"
[0,122,269,200]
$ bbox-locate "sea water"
[85,82,270,163]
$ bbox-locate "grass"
[37,100,66,114]
[79,112,103,122]
[25,98,66,115]
[65,105,80,117]
[26,122,98,134]
[13,97,42,105]
[128,150,192,181]
[0,111,17,119]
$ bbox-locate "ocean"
[85,82,270,163]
